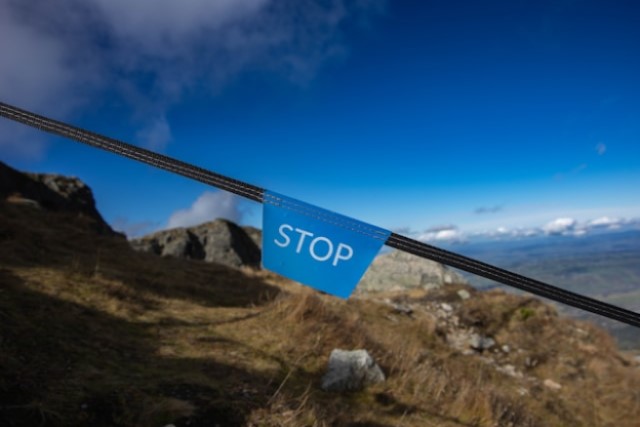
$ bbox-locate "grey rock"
[469,333,495,351]
[355,250,467,294]
[132,219,260,268]
[0,161,119,235]
[321,349,385,392]
[132,228,205,260]
[391,303,414,316]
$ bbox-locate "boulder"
[131,228,205,260]
[321,349,385,392]
[469,333,495,351]
[356,250,467,294]
[131,219,261,268]
[0,160,118,235]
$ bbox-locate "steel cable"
[2,100,639,328]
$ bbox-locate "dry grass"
[2,201,640,426]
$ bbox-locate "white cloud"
[91,0,269,51]
[0,0,385,157]
[471,225,541,240]
[542,217,577,235]
[135,115,173,151]
[586,216,621,229]
[518,228,541,238]
[0,2,77,110]
[596,143,607,155]
[167,191,243,229]
[0,0,88,158]
[418,225,464,242]
[397,213,640,245]
[495,226,509,235]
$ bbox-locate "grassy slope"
[456,235,640,349]
[2,202,640,427]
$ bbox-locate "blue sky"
[1,0,639,242]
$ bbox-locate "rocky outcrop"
[356,250,467,294]
[321,349,385,392]
[242,226,262,249]
[131,219,261,268]
[0,160,118,235]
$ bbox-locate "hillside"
[2,165,640,426]
[456,235,640,350]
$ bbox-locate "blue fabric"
[262,191,390,298]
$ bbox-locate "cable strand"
[2,100,639,328]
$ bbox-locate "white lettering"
[275,224,293,247]
[309,237,333,262]
[333,243,353,266]
[294,228,314,253]
[274,224,355,267]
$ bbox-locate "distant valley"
[446,231,640,349]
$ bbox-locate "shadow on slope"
[0,202,279,308]
[0,268,275,426]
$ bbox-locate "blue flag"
[262,191,390,298]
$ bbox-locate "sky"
[1,0,639,243]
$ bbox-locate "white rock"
[457,289,471,300]
[321,349,386,392]
[441,303,453,312]
[543,379,562,390]
[496,364,522,378]
[469,333,495,351]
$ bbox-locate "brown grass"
[2,201,640,426]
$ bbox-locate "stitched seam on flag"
[263,192,389,241]
[263,193,389,238]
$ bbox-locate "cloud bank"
[541,217,577,235]
[0,0,385,156]
[397,216,639,244]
